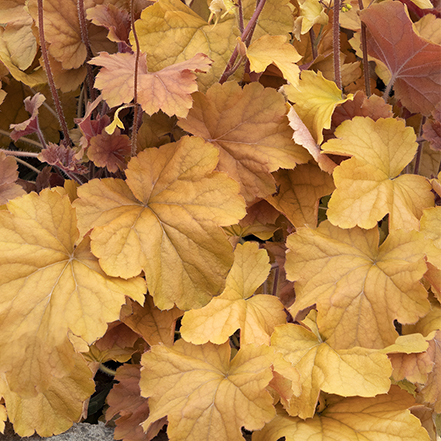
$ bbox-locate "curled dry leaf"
[9,93,45,141]
[87,4,131,45]
[423,104,441,152]
[0,152,26,205]
[38,143,88,174]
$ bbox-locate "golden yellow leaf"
[420,207,441,271]
[136,111,185,151]
[294,0,328,37]
[253,388,431,441]
[404,299,441,338]
[269,349,302,403]
[180,242,286,345]
[74,136,245,310]
[247,35,301,86]
[322,117,434,230]
[0,189,145,391]
[0,401,5,434]
[0,338,95,437]
[414,14,441,45]
[0,27,46,87]
[387,332,435,384]
[266,164,335,228]
[179,81,310,202]
[140,341,275,441]
[286,222,430,349]
[121,296,183,347]
[1,19,36,71]
[283,70,353,144]
[133,0,239,90]
[91,51,212,118]
[243,0,294,40]
[271,316,393,419]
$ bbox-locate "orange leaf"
[359,1,441,115]
[106,364,166,441]
[91,51,212,118]
[266,164,335,228]
[87,129,131,172]
[179,82,310,202]
[121,296,183,347]
[0,152,25,205]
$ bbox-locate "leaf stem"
[131,0,141,157]
[333,0,342,90]
[357,0,371,96]
[413,116,425,175]
[37,0,71,148]
[309,28,318,60]
[237,0,244,34]
[382,78,394,101]
[77,0,97,102]
[14,157,41,174]
[0,149,39,157]
[99,364,116,376]
[0,130,43,149]
[219,0,267,84]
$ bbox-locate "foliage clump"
[0,0,440,439]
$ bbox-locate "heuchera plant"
[0,0,440,439]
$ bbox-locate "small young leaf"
[180,242,286,346]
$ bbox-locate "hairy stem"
[131,0,141,157]
[0,130,43,149]
[382,78,394,101]
[358,0,371,96]
[238,0,244,34]
[37,0,71,148]
[219,0,267,84]
[77,0,96,102]
[333,0,342,90]
[14,157,41,174]
[0,149,39,157]
[309,28,318,60]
